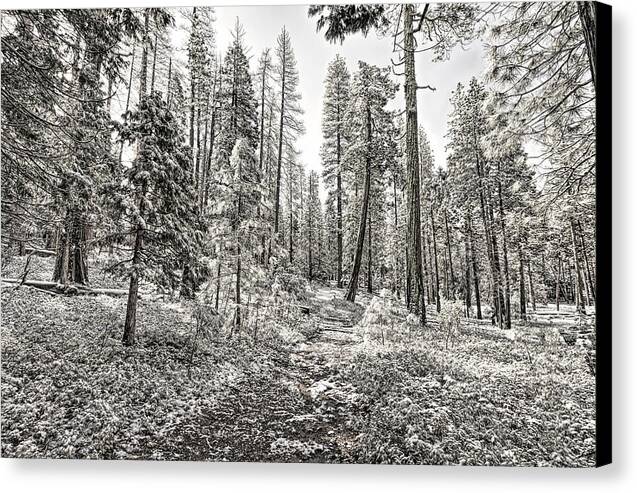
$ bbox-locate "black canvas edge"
[595,0,612,468]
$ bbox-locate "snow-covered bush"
[439,299,464,349]
[356,289,408,345]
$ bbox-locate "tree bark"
[444,210,455,294]
[123,11,150,346]
[555,256,561,311]
[467,212,482,319]
[367,210,372,293]
[578,1,597,94]
[345,105,372,303]
[274,28,287,236]
[528,258,537,312]
[496,163,512,329]
[570,218,587,314]
[518,240,527,321]
[430,206,441,313]
[578,220,596,303]
[403,4,427,324]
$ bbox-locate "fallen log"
[2,278,131,297]
[25,247,56,257]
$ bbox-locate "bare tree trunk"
[392,174,401,298]
[464,219,472,317]
[518,240,527,321]
[308,174,313,281]
[528,258,537,312]
[430,206,441,313]
[496,164,512,329]
[367,211,372,294]
[346,106,372,303]
[570,218,587,314]
[274,28,287,236]
[189,8,197,178]
[578,220,596,303]
[444,210,455,293]
[468,212,482,319]
[403,4,426,324]
[150,34,158,93]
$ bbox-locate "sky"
[170,4,488,200]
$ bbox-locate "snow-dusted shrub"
[356,289,408,345]
[538,325,563,347]
[439,299,464,349]
[269,437,324,458]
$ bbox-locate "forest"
[1,3,597,466]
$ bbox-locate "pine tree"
[273,27,304,241]
[342,62,397,302]
[118,93,204,346]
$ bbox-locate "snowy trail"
[273,285,366,461]
[168,285,369,463]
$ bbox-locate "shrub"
[439,299,464,349]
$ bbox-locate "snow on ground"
[0,261,596,465]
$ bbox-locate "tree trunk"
[123,219,142,346]
[367,211,372,294]
[555,256,561,311]
[53,208,89,286]
[150,34,158,93]
[518,241,527,321]
[189,8,197,176]
[430,206,441,313]
[123,11,150,346]
[496,165,512,329]
[308,174,313,281]
[215,260,221,311]
[274,29,287,236]
[528,258,537,312]
[570,218,587,314]
[488,202,506,329]
[444,210,455,294]
[578,1,597,94]
[464,219,472,318]
[473,127,502,327]
[392,174,401,298]
[336,162,343,288]
[468,212,482,319]
[578,220,596,303]
[403,4,426,325]
[345,106,372,303]
[118,44,136,166]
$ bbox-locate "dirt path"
[163,285,370,463]
[271,285,367,462]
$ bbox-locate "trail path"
[273,285,367,462]
[172,285,370,463]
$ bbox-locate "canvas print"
[1,2,610,466]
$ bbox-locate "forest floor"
[1,255,596,466]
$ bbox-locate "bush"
[356,290,411,345]
[439,299,464,349]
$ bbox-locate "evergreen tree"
[320,55,350,287]
[118,93,204,345]
[273,26,304,240]
[342,62,397,302]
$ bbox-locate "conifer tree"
[273,27,304,240]
[118,93,204,346]
[342,62,397,302]
[320,55,350,287]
